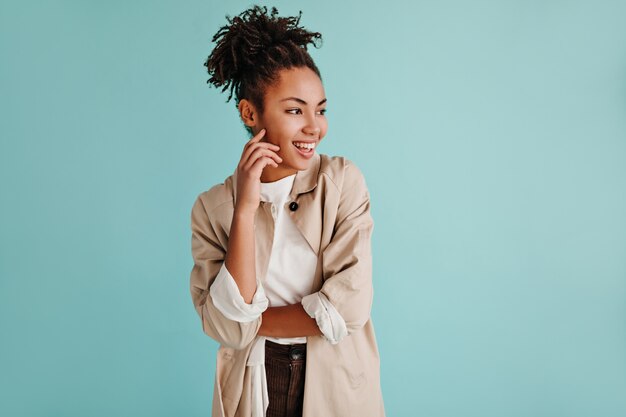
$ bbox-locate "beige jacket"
[190,152,385,417]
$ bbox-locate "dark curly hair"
[203,5,323,136]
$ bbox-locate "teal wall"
[1,1,625,416]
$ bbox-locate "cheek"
[265,117,293,142]
[320,119,329,135]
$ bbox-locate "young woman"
[190,5,385,417]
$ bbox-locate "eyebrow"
[280,97,327,106]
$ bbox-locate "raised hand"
[234,128,282,215]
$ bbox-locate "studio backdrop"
[1,1,625,416]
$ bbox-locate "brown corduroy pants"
[264,340,307,417]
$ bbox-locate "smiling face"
[239,66,328,182]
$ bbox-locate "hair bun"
[204,4,323,135]
[204,5,322,93]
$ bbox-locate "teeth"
[294,142,315,149]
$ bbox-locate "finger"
[243,148,282,173]
[243,148,282,172]
[244,128,267,150]
[251,128,266,142]
[241,141,281,169]
[240,128,266,159]
[243,141,281,163]
[251,156,279,174]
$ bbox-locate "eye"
[286,108,328,115]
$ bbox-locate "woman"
[190,5,385,417]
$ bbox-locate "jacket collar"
[231,151,321,206]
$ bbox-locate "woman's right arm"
[222,206,258,304]
[190,194,261,349]
[189,129,284,349]
[223,128,282,303]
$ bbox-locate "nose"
[302,113,321,136]
[303,125,320,136]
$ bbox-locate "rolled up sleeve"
[190,193,262,350]
[301,291,348,344]
[315,161,375,336]
[210,262,269,322]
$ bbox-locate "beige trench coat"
[190,152,385,417]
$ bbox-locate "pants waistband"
[265,339,307,361]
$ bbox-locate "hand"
[234,128,282,214]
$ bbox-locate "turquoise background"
[1,0,625,416]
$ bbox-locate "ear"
[238,99,258,128]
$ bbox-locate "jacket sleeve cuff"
[301,292,348,344]
[209,262,269,323]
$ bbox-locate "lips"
[292,142,315,159]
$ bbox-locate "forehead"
[266,67,325,101]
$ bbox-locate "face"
[240,66,328,182]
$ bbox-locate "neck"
[260,165,298,183]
